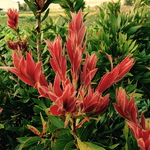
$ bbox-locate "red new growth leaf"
[27,125,41,136]
[96,55,135,93]
[39,74,77,115]
[0,108,3,114]
[127,121,150,150]
[80,88,110,116]
[7,9,19,31]
[7,38,28,52]
[113,87,138,123]
[113,87,150,150]
[45,36,66,80]
[80,54,98,88]
[66,9,86,82]
[0,49,48,88]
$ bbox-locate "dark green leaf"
[41,0,51,12]
[108,144,119,149]
[41,8,49,22]
[29,143,45,150]
[126,26,142,34]
[64,140,75,150]
[32,98,47,109]
[27,38,37,48]
[17,136,42,148]
[24,0,37,16]
[49,115,64,128]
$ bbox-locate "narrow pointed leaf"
[17,136,42,148]
[24,0,36,16]
[41,8,49,22]
[41,1,51,12]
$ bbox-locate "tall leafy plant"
[0,8,135,149]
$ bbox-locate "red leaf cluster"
[113,88,150,150]
[7,9,19,31]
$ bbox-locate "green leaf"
[76,137,105,150]
[40,112,46,126]
[52,139,71,150]
[77,121,95,141]
[108,144,119,149]
[84,142,106,150]
[0,124,4,129]
[17,136,42,148]
[126,26,142,34]
[14,144,23,150]
[36,33,42,39]
[27,38,37,48]
[41,8,49,22]
[29,143,45,150]
[143,72,150,78]
[64,140,75,150]
[17,137,30,143]
[51,128,72,150]
[74,0,85,11]
[41,1,51,12]
[140,79,150,84]
[18,98,30,103]
[33,105,45,114]
[24,0,36,16]
[134,93,143,98]
[32,98,47,109]
[49,115,64,128]
[51,0,61,4]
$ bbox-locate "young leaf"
[40,112,46,126]
[27,125,41,136]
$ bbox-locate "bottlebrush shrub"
[0,9,136,149]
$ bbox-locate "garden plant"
[0,0,150,150]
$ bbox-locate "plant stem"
[16,29,22,41]
[36,12,41,61]
[72,117,76,137]
[71,117,79,149]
